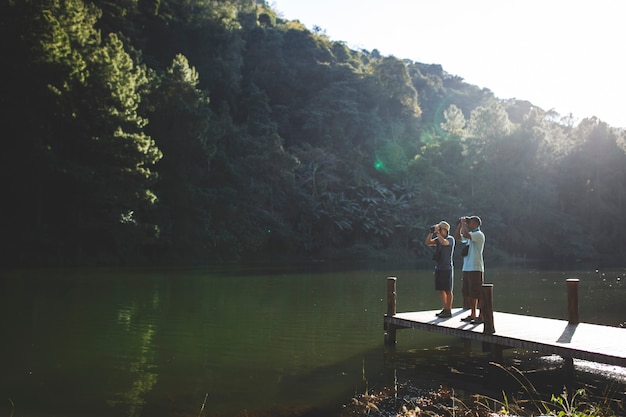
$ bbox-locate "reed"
[197,393,209,417]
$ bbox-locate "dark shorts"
[434,269,453,292]
[462,271,484,299]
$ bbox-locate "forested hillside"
[2,0,625,267]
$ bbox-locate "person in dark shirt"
[425,221,455,318]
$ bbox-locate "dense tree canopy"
[1,0,625,267]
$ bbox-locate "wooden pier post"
[567,278,579,324]
[384,277,397,345]
[481,284,495,334]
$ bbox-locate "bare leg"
[470,298,478,317]
[446,291,453,310]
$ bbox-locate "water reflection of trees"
[107,291,160,417]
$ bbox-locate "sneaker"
[439,309,452,318]
[435,309,445,317]
[471,317,484,324]
[461,316,474,322]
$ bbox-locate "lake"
[0,264,624,417]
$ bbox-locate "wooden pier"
[383,277,626,367]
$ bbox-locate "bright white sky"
[271,0,626,128]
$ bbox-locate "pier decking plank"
[385,308,626,367]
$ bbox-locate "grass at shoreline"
[337,364,625,417]
[339,384,624,417]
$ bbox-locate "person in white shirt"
[454,216,485,324]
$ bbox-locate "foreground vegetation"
[343,385,621,417]
[2,0,626,267]
[342,365,625,417]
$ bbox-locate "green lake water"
[0,265,624,416]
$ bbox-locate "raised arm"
[425,229,436,247]
[457,216,472,239]
[454,219,462,241]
